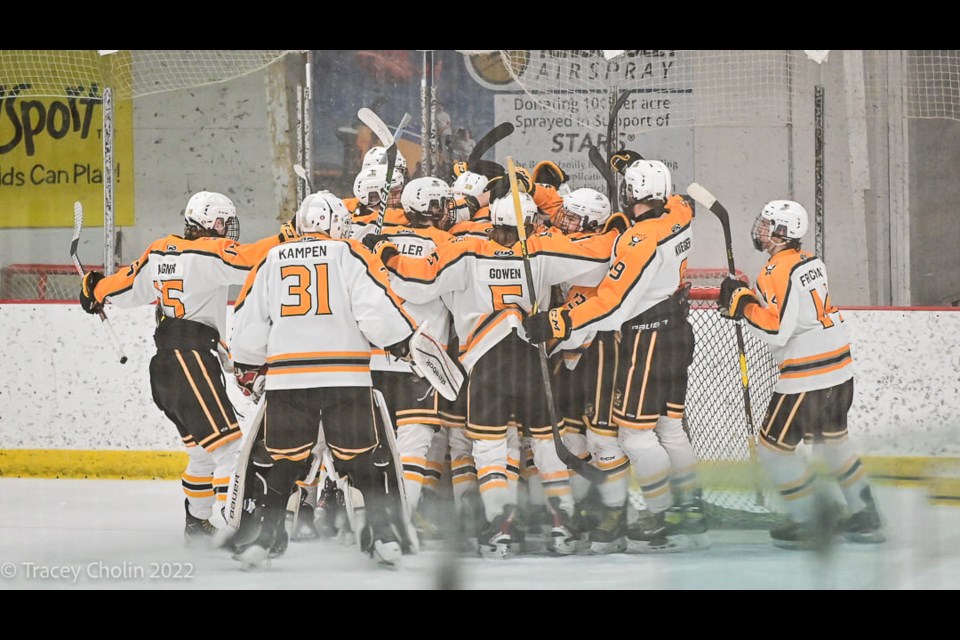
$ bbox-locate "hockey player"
[347,163,407,238]
[78,191,289,543]
[524,159,709,554]
[368,191,615,557]
[229,190,418,568]
[718,199,885,549]
[355,176,455,531]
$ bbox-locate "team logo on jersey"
[672,224,681,233]
[166,244,177,251]
[628,234,645,246]
[765,264,776,274]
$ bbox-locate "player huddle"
[77,133,885,570]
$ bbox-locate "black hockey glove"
[610,149,645,175]
[361,233,388,253]
[385,335,412,361]
[79,271,105,315]
[718,277,758,320]
[278,219,299,242]
[532,160,569,189]
[484,167,534,202]
[522,308,572,344]
[234,362,268,399]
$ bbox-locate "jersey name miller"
[278,244,328,260]
[799,266,824,286]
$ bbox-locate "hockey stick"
[507,157,604,484]
[605,88,637,161]
[293,164,313,193]
[370,113,412,234]
[467,122,515,167]
[588,144,618,204]
[71,201,128,364]
[358,108,411,150]
[686,183,764,506]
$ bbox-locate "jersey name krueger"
[92,234,280,340]
[742,248,852,394]
[385,231,613,373]
[355,223,454,373]
[231,234,415,390]
[559,194,694,351]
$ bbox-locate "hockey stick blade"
[358,107,394,147]
[606,88,637,160]
[687,183,735,275]
[588,144,617,198]
[468,122,514,166]
[293,164,313,193]
[71,201,129,364]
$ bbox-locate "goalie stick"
[70,201,128,364]
[507,157,604,484]
[686,182,764,506]
[587,144,618,206]
[467,122,515,167]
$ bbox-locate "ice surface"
[0,479,956,590]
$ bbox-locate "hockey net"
[0,264,87,302]
[666,268,783,527]
[0,50,296,100]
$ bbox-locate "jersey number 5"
[281,264,332,317]
[155,279,185,318]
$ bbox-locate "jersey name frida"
[799,266,824,286]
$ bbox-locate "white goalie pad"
[408,321,464,402]
[373,389,420,554]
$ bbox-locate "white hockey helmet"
[489,192,537,228]
[451,170,489,199]
[555,188,611,233]
[621,160,672,206]
[362,145,408,175]
[752,199,808,251]
[295,191,348,239]
[353,164,404,207]
[184,191,239,240]
[401,177,451,222]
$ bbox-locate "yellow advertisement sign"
[0,52,134,228]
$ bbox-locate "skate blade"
[372,540,402,569]
[843,531,887,544]
[547,536,580,556]
[626,537,690,554]
[478,540,514,559]
[237,545,271,571]
[589,537,627,555]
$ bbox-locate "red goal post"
[0,264,96,302]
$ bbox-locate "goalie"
[228,191,418,569]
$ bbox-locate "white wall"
[1,304,957,456]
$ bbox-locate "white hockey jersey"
[385,231,614,372]
[743,248,853,394]
[354,223,454,373]
[561,194,694,349]
[231,233,416,389]
[92,234,281,340]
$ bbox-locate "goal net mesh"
[0,50,295,100]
